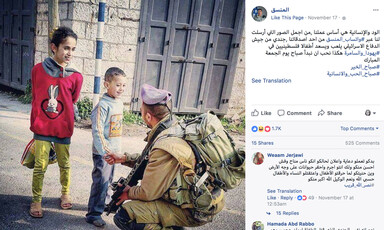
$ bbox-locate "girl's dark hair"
[50,26,78,48]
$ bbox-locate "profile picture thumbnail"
[252,6,267,22]
[252,221,264,230]
[253,152,264,165]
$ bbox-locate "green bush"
[176,114,196,121]
[220,116,245,134]
[123,110,144,125]
[177,114,244,134]
[18,80,32,104]
[76,97,93,120]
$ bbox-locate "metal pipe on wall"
[93,0,106,107]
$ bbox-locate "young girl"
[29,26,83,218]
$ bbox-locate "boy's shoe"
[86,217,106,228]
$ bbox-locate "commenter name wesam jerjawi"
[267,153,304,158]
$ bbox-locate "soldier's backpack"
[183,111,245,190]
[158,111,245,216]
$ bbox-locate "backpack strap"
[210,153,237,168]
[152,136,194,170]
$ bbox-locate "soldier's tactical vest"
[152,135,224,222]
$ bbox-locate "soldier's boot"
[114,208,145,230]
[114,208,186,230]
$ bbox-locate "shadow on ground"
[0,194,93,230]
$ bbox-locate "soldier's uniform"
[113,84,224,230]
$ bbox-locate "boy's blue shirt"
[91,93,124,155]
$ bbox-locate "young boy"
[86,67,127,227]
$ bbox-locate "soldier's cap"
[140,84,172,105]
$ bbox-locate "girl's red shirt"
[30,63,83,138]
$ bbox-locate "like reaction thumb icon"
[251,109,259,116]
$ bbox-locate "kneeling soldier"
[105,84,224,230]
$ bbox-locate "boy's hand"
[104,152,125,165]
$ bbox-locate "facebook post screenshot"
[246,1,383,230]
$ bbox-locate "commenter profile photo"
[253,152,264,165]
[252,221,264,230]
[252,6,267,22]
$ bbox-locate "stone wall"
[34,0,244,116]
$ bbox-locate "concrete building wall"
[34,0,244,116]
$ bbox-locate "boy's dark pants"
[86,154,115,221]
